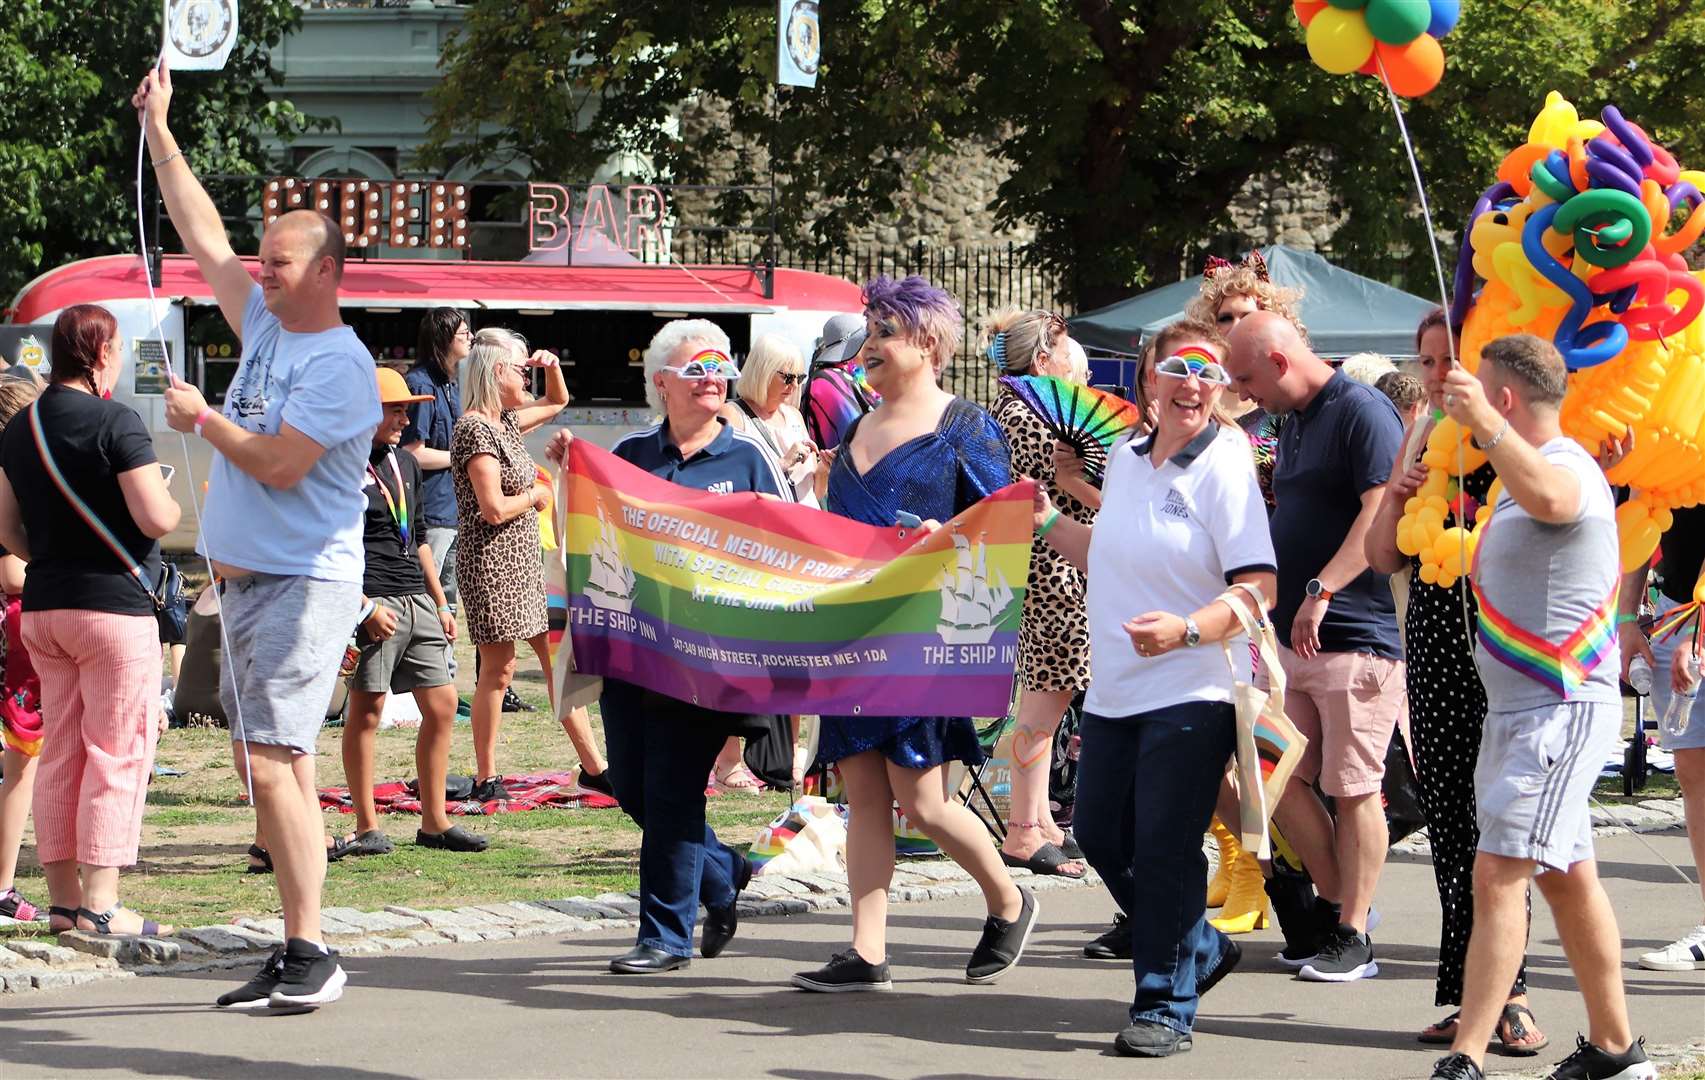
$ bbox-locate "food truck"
[4,176,866,550]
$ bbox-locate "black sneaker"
[1298,923,1379,982]
[266,938,347,1007]
[1432,1052,1485,1079]
[471,776,512,803]
[1113,1018,1193,1058]
[501,687,534,713]
[966,886,1037,984]
[576,768,615,799]
[792,949,893,992]
[1083,913,1131,960]
[1546,1035,1656,1080]
[215,946,288,1009]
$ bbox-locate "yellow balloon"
[1306,7,1376,75]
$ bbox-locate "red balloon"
[1375,34,1445,98]
[1294,0,1330,28]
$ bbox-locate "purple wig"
[863,274,963,373]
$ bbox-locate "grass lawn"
[5,646,792,936]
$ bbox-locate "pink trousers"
[21,609,160,867]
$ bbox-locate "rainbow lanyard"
[367,451,409,547]
[1470,513,1617,698]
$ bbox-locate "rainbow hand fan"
[998,375,1141,482]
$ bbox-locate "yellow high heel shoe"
[1208,847,1270,934]
[1206,818,1238,908]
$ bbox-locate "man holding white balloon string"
[135,60,381,1011]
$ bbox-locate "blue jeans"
[601,680,744,957]
[1074,700,1237,1034]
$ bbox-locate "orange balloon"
[1294,0,1329,28]
[1375,34,1445,98]
[1497,143,1550,198]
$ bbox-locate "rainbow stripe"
[1171,345,1219,367]
[555,440,1031,718]
[1471,578,1619,698]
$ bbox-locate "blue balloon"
[1427,0,1460,37]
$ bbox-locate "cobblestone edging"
[0,861,1100,994]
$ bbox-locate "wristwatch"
[1306,578,1334,603]
[1183,616,1201,648]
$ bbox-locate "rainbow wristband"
[1037,508,1062,538]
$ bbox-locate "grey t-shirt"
[1472,437,1620,712]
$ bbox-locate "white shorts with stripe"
[1474,700,1620,873]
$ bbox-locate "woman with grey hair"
[720,334,817,506]
[450,327,569,804]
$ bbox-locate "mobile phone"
[894,511,922,529]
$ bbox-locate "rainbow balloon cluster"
[1401,91,1705,586]
[1296,0,1458,98]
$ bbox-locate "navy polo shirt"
[402,362,461,528]
[611,419,787,497]
[1269,369,1403,659]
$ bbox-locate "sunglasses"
[663,349,740,381]
[1156,348,1231,386]
[779,371,807,386]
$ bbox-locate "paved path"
[1,830,1699,1079]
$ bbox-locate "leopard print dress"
[992,388,1093,693]
[450,410,548,646]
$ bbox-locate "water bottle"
[1662,651,1698,738]
[1629,654,1653,696]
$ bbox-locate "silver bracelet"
[1475,418,1510,452]
[151,149,183,169]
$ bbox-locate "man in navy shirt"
[1225,311,1404,985]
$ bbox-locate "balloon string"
[1374,54,1475,645]
[135,98,255,810]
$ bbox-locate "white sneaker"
[1638,924,1705,971]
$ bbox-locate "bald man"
[1223,312,1404,984]
[137,62,380,1010]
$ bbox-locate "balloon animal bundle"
[1397,92,1705,597]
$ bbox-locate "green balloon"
[1553,189,1651,270]
[1325,0,1369,9]
[1364,0,1430,44]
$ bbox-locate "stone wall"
[1223,151,1345,252]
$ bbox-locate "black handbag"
[26,401,186,643]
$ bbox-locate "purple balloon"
[1601,106,1654,168]
[1667,181,1703,211]
[1451,181,1515,330]
[1587,158,1643,198]
[1427,0,1460,38]
[1588,135,1645,185]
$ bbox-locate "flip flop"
[245,844,273,875]
[1493,1003,1549,1056]
[1418,1010,1461,1045]
[712,763,765,795]
[1000,842,1086,879]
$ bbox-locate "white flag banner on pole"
[162,0,239,71]
[776,0,820,89]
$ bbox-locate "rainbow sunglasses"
[662,348,741,380]
[1156,346,1231,386]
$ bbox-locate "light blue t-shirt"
[198,286,380,582]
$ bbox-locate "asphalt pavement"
[0,830,1700,1079]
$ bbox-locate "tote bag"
[1221,583,1308,860]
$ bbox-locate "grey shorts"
[219,573,361,755]
[1475,700,1620,872]
[1644,596,1705,751]
[350,593,452,695]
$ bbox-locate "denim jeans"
[601,680,744,957]
[424,526,459,677]
[1074,700,1237,1034]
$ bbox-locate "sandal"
[1494,1002,1549,1056]
[712,763,765,795]
[1057,830,1085,862]
[326,835,358,862]
[1418,1010,1461,1045]
[245,844,273,875]
[47,905,79,933]
[340,829,395,858]
[417,824,490,852]
[1000,842,1086,879]
[77,904,170,938]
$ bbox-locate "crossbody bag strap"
[26,400,161,609]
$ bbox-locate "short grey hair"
[461,327,525,415]
[734,334,804,406]
[642,318,731,412]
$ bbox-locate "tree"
[0,0,315,305]
[422,1,1705,310]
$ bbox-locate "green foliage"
[0,0,314,306]
[424,0,1705,309]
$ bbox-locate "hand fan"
[998,375,1141,482]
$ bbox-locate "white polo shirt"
[1084,422,1277,719]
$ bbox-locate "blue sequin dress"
[815,397,1012,770]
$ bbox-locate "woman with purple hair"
[792,276,1036,993]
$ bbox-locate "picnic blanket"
[318,772,619,816]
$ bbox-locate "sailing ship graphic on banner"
[936,532,1015,646]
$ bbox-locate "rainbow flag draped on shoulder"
[554,440,1032,718]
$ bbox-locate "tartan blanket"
[318,772,620,816]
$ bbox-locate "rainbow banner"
[555,439,1032,717]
